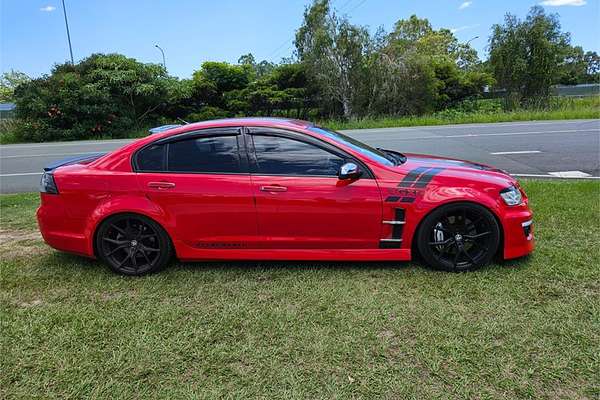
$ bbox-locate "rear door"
[246,128,383,249]
[134,128,259,249]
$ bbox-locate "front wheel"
[416,203,500,272]
[96,213,173,276]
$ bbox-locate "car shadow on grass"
[48,250,533,277]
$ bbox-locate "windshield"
[309,126,395,166]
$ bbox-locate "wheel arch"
[410,199,505,259]
[91,211,176,259]
[84,195,177,258]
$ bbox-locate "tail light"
[40,172,59,194]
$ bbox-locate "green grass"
[1,180,599,399]
[324,97,600,130]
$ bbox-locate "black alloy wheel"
[417,202,500,272]
[96,213,172,275]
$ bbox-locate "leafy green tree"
[489,6,571,106]
[14,54,185,141]
[0,70,30,102]
[295,0,371,118]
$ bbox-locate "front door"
[246,128,382,249]
[134,128,258,250]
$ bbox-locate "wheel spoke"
[103,237,128,245]
[116,253,131,268]
[131,251,138,270]
[106,244,128,256]
[111,224,127,236]
[429,238,454,246]
[462,248,477,265]
[139,249,152,265]
[464,231,491,240]
[466,216,483,231]
[142,245,159,252]
[452,248,461,267]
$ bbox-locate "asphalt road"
[1,119,598,193]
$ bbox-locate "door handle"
[148,181,176,189]
[260,185,287,192]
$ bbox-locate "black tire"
[416,202,500,272]
[95,213,173,276]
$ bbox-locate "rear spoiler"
[43,152,106,172]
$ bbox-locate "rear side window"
[167,135,241,173]
[251,135,345,176]
[136,143,165,171]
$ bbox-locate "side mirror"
[338,162,362,180]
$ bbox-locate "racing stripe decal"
[413,167,444,188]
[397,167,430,187]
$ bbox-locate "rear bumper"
[501,206,535,260]
[37,196,94,258]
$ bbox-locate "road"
[1,119,598,193]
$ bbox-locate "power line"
[264,0,366,61]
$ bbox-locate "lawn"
[1,180,599,399]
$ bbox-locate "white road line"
[0,152,97,159]
[512,173,600,179]
[549,170,592,178]
[0,139,134,150]
[491,150,541,155]
[365,128,599,141]
[0,172,43,177]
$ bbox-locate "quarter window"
[252,135,345,176]
[167,135,241,173]
[136,143,165,172]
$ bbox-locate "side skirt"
[177,248,411,262]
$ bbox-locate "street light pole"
[466,36,480,46]
[154,44,166,70]
[61,0,74,64]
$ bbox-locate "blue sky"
[2,0,599,79]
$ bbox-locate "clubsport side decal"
[385,167,445,203]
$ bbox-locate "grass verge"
[1,180,599,399]
[324,97,600,130]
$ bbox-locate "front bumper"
[501,206,535,259]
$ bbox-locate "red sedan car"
[37,118,534,275]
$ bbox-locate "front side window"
[251,135,345,176]
[309,126,394,166]
[167,135,240,173]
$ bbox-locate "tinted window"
[252,135,345,176]
[168,135,240,173]
[137,143,165,171]
[309,126,394,166]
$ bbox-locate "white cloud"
[539,0,586,6]
[40,5,56,12]
[459,1,472,10]
[450,24,479,33]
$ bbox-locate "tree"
[489,6,571,106]
[0,70,30,102]
[295,0,371,118]
[14,54,185,141]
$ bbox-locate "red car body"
[37,118,534,267]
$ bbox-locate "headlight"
[500,185,522,206]
[40,172,59,194]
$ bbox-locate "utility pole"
[155,44,166,70]
[61,0,74,64]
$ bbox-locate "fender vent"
[380,208,406,249]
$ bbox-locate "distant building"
[0,103,16,120]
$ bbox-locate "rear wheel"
[96,213,172,276]
[416,203,500,272]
